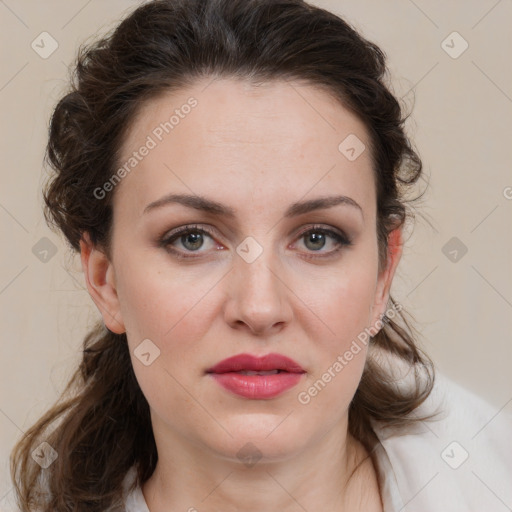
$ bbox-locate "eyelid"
[159,224,222,255]
[159,222,352,259]
[292,224,352,245]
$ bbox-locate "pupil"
[305,232,325,251]
[183,232,203,250]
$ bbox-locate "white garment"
[122,373,512,511]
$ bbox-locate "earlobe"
[371,228,403,328]
[79,232,126,334]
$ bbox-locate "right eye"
[159,224,224,259]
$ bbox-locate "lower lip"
[208,372,304,399]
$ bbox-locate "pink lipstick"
[206,353,305,399]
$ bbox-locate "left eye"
[295,227,350,254]
[300,228,344,252]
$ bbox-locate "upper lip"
[206,353,305,374]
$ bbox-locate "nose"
[223,246,293,336]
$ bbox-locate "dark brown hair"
[10,0,435,510]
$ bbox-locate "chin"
[203,413,310,465]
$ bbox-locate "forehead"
[113,77,375,221]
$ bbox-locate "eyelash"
[159,224,352,260]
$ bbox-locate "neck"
[141,415,381,512]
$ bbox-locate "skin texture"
[80,78,402,511]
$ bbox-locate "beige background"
[1,0,511,509]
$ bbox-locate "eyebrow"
[143,193,363,219]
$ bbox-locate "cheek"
[115,260,216,423]
[297,270,376,421]
[316,277,374,375]
[114,249,218,341]
[114,255,223,403]
[312,255,378,344]
[328,274,375,333]
[301,249,378,395]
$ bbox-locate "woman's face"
[81,78,402,463]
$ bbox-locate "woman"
[10,0,512,511]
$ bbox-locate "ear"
[79,232,125,334]
[369,227,403,328]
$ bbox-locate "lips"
[206,353,305,399]
[206,353,305,374]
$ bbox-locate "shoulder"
[121,466,150,512]
[372,373,512,511]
